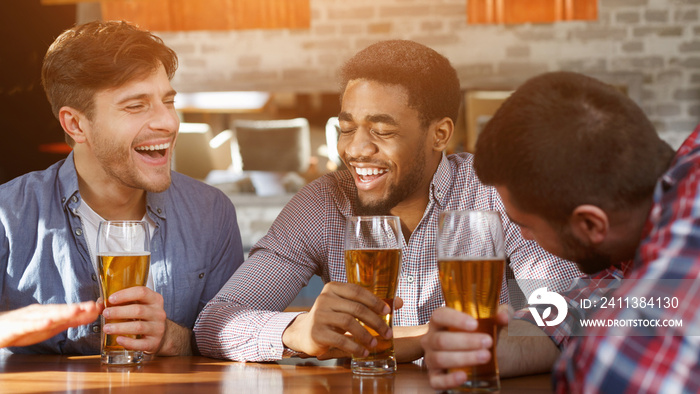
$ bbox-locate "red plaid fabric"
[553,126,700,393]
[513,262,630,349]
[194,153,583,361]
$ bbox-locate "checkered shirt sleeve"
[194,153,584,361]
[512,264,628,349]
[552,126,700,394]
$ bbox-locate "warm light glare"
[175,92,270,111]
[99,0,311,31]
[468,0,597,24]
[210,130,234,149]
[178,122,211,134]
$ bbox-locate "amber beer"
[344,248,401,361]
[98,253,150,352]
[438,258,505,388]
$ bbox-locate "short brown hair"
[474,71,674,225]
[41,20,178,144]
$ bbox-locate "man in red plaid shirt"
[422,71,700,393]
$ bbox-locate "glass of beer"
[344,215,402,375]
[437,210,505,392]
[96,220,150,365]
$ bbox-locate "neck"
[73,152,147,220]
[390,195,430,240]
[390,154,442,240]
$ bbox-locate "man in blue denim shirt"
[0,21,244,355]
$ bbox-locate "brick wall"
[82,0,700,148]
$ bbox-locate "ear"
[431,117,454,152]
[569,205,609,246]
[58,106,88,145]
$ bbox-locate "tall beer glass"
[97,220,150,365]
[437,210,505,392]
[344,216,402,375]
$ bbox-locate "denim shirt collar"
[146,193,167,222]
[57,151,167,222]
[57,151,81,211]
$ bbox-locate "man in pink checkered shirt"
[193,41,582,363]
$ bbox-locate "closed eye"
[371,128,395,136]
[125,104,147,112]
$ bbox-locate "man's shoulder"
[297,170,353,197]
[1,161,62,187]
[0,162,65,204]
[443,152,481,186]
[280,170,353,214]
[446,152,476,169]
[169,171,227,197]
[162,172,235,212]
[0,163,69,233]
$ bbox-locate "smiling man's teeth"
[355,167,387,176]
[135,142,170,151]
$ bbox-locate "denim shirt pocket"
[173,268,208,328]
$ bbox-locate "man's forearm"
[394,324,428,362]
[497,319,560,378]
[157,319,193,356]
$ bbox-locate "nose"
[340,127,377,161]
[150,101,180,134]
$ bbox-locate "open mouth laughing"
[354,166,388,183]
[135,142,170,159]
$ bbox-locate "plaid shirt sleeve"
[190,154,589,361]
[512,264,628,349]
[552,126,700,394]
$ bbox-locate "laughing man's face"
[338,79,434,215]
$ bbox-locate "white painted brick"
[147,0,699,141]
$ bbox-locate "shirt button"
[92,325,101,333]
[75,228,83,236]
[198,273,205,279]
[71,196,78,203]
[437,192,443,198]
[157,208,162,214]
[61,197,66,203]
[406,275,415,283]
[91,273,97,281]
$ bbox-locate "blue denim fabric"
[0,153,244,354]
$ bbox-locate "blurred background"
[3,0,699,306]
[2,0,699,184]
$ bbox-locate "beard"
[355,191,400,216]
[90,126,172,193]
[559,225,613,275]
[354,150,426,216]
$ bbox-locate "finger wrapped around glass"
[344,216,402,375]
[97,220,150,365]
[437,210,505,392]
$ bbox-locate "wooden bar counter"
[0,353,552,393]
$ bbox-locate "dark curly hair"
[340,40,461,128]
